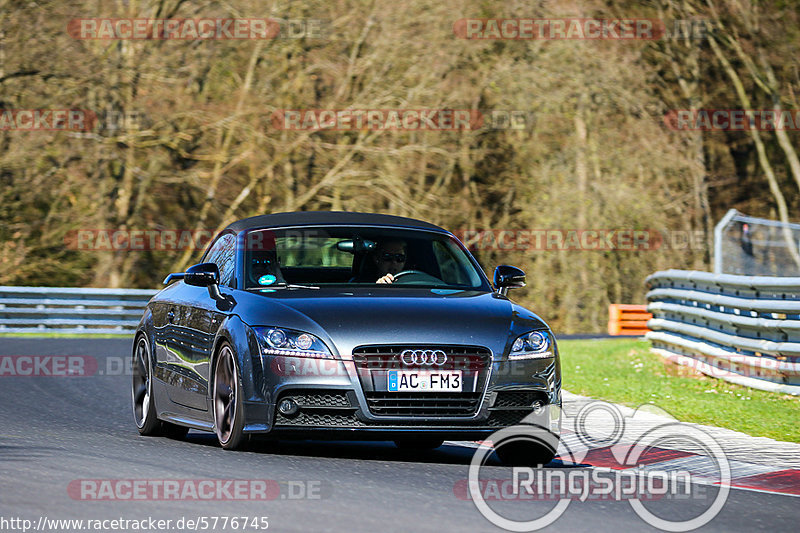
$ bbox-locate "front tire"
[213,343,246,450]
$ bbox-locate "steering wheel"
[392,270,428,280]
[390,270,445,285]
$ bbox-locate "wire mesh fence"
[714,209,800,277]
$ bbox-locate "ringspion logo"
[465,402,730,531]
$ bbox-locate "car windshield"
[242,226,488,290]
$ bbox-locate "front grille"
[353,345,492,417]
[485,390,549,426]
[486,409,536,427]
[281,391,350,408]
[274,389,357,426]
[270,388,544,428]
[275,411,365,427]
[366,392,481,416]
[274,409,535,428]
[493,390,548,409]
[353,345,492,371]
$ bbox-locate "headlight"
[509,330,553,360]
[253,327,333,359]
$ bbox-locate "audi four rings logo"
[400,349,447,366]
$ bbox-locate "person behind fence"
[740,222,753,256]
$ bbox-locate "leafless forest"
[1,0,799,332]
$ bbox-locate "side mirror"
[493,265,526,296]
[184,263,220,287]
[164,262,220,286]
[164,263,225,301]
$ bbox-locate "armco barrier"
[645,270,800,395]
[608,304,652,336]
[0,286,157,334]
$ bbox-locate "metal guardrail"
[645,269,800,395]
[0,286,158,334]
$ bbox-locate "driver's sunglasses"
[379,252,406,263]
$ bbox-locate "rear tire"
[132,335,161,436]
[132,334,190,439]
[213,343,246,450]
[394,439,444,451]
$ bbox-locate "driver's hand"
[376,273,395,284]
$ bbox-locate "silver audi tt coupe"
[132,211,561,464]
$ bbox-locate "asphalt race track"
[0,338,797,533]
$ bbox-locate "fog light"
[531,400,545,414]
[278,398,299,417]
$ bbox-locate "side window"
[432,239,482,286]
[432,240,465,285]
[204,233,237,287]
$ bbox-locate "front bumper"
[243,350,561,438]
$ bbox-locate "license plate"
[387,370,462,392]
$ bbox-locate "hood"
[232,287,548,358]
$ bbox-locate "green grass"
[559,339,800,443]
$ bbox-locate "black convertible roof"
[224,211,447,233]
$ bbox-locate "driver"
[373,239,408,284]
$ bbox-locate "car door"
[152,291,188,403]
[176,232,237,411]
[153,279,212,411]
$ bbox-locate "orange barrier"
[608,304,652,336]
